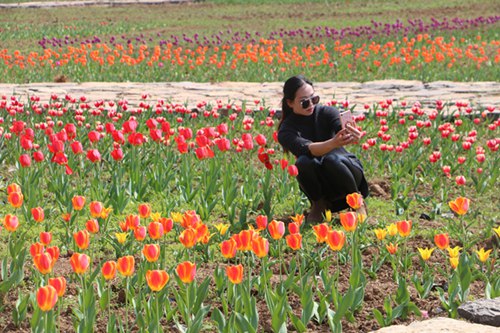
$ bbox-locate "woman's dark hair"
[278,75,313,129]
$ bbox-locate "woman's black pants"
[295,152,364,210]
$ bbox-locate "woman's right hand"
[333,128,357,147]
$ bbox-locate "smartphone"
[340,110,361,139]
[340,110,354,129]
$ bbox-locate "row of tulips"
[2,182,499,331]
[0,92,497,223]
[35,15,500,50]
[1,34,499,83]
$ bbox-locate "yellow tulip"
[447,246,462,258]
[373,228,387,241]
[418,247,435,261]
[214,223,230,236]
[387,223,398,237]
[115,232,128,244]
[475,248,492,263]
[449,256,459,269]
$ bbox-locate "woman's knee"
[295,155,317,172]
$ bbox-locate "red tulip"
[226,264,244,284]
[117,255,135,277]
[31,207,45,223]
[142,244,161,263]
[134,226,147,241]
[70,253,90,274]
[313,223,330,243]
[19,154,31,167]
[101,260,117,280]
[287,165,298,177]
[86,149,101,163]
[72,195,86,211]
[74,229,90,250]
[48,277,67,297]
[85,219,100,234]
[148,221,164,240]
[255,215,268,230]
[286,233,302,250]
[3,214,19,232]
[346,192,363,210]
[288,222,300,235]
[396,220,412,237]
[326,230,345,251]
[434,233,450,250]
[8,191,23,208]
[146,270,169,292]
[340,212,358,232]
[89,201,103,218]
[251,236,269,258]
[220,239,237,259]
[138,203,152,219]
[7,183,21,195]
[36,285,58,312]
[33,252,53,275]
[268,220,285,240]
[30,242,45,257]
[39,231,52,246]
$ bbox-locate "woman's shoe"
[306,198,328,224]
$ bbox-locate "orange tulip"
[48,277,67,297]
[251,236,269,258]
[179,228,197,248]
[36,285,58,312]
[142,244,161,262]
[146,270,169,292]
[290,213,305,226]
[159,217,174,233]
[30,242,45,257]
[101,260,117,280]
[235,229,254,251]
[31,207,45,223]
[34,252,53,275]
[37,232,51,247]
[72,195,86,211]
[255,215,268,230]
[340,212,358,232]
[286,233,302,250]
[7,183,22,195]
[326,230,345,251]
[386,243,398,255]
[176,261,196,284]
[181,210,201,229]
[220,239,237,259]
[73,229,90,250]
[313,223,331,243]
[268,220,285,240]
[3,214,19,232]
[138,203,152,219]
[226,264,244,284]
[195,223,210,241]
[346,192,363,210]
[8,191,23,208]
[85,219,100,234]
[126,214,141,231]
[288,222,300,235]
[46,246,60,264]
[134,226,147,241]
[448,197,470,215]
[117,255,135,277]
[434,233,450,250]
[70,253,90,274]
[89,201,104,218]
[396,220,412,237]
[148,221,164,240]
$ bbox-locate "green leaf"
[290,312,307,333]
[372,309,386,327]
[234,312,256,333]
[211,308,226,333]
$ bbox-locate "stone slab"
[372,317,500,333]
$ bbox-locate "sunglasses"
[300,95,320,109]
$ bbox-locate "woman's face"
[287,83,318,116]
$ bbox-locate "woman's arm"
[308,128,356,157]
